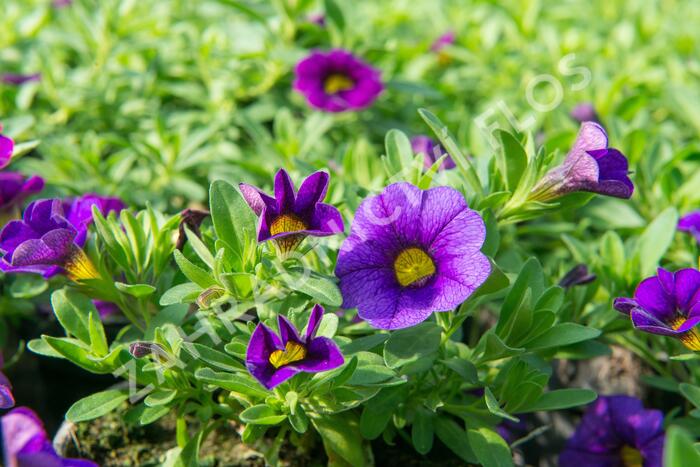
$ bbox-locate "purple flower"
[0,195,125,279]
[1,133,13,170]
[410,135,455,171]
[559,395,664,467]
[0,353,15,409]
[240,169,344,253]
[614,268,700,351]
[293,49,383,112]
[94,300,120,317]
[430,31,455,53]
[246,305,344,389]
[570,102,601,124]
[679,211,700,245]
[52,0,73,7]
[559,264,596,289]
[0,173,45,225]
[2,407,98,467]
[1,73,41,86]
[530,122,634,201]
[307,13,325,26]
[335,183,491,330]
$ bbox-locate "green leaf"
[360,386,407,439]
[524,389,597,412]
[323,0,345,30]
[240,404,287,425]
[315,312,339,338]
[312,412,369,467]
[173,249,217,288]
[287,271,343,307]
[185,343,245,372]
[524,323,601,350]
[159,283,202,306]
[145,389,177,407]
[680,383,700,409]
[665,426,700,467]
[88,312,109,357]
[442,358,478,383]
[633,207,679,277]
[484,387,519,422]
[433,416,477,463]
[9,274,48,298]
[497,130,528,191]
[383,322,441,369]
[468,428,514,467]
[412,408,434,455]
[194,368,269,399]
[51,288,96,344]
[115,282,157,298]
[66,389,129,422]
[209,180,257,263]
[496,258,544,338]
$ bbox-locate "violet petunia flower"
[0,195,124,279]
[614,268,700,351]
[335,182,491,330]
[0,352,14,409]
[559,395,664,467]
[293,49,383,112]
[530,122,634,201]
[246,305,344,389]
[0,173,45,226]
[2,407,98,467]
[410,135,455,171]
[1,73,41,86]
[240,169,344,253]
[430,31,455,53]
[679,211,700,245]
[570,102,601,124]
[0,133,13,170]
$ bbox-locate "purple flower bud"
[679,211,700,245]
[410,135,455,171]
[129,341,166,359]
[1,73,41,86]
[570,102,600,124]
[558,264,596,288]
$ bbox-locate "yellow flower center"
[65,248,100,282]
[269,341,307,369]
[670,316,700,351]
[270,213,307,236]
[620,445,643,467]
[394,247,436,287]
[324,74,354,94]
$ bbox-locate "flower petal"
[305,304,324,341]
[294,337,344,372]
[274,169,296,212]
[295,171,329,214]
[633,276,676,321]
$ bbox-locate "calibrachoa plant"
[3,1,700,466]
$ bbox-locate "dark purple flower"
[1,73,41,86]
[335,183,491,330]
[430,31,455,53]
[0,195,124,279]
[410,135,455,171]
[0,173,45,225]
[240,169,344,254]
[679,211,700,245]
[0,133,13,170]
[530,122,634,201]
[293,49,383,112]
[0,353,14,409]
[176,208,210,251]
[570,102,601,124]
[559,264,596,289]
[2,407,98,467]
[614,268,700,351]
[559,395,664,467]
[94,300,120,318]
[246,305,344,389]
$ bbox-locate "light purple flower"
[410,135,455,171]
[2,407,98,467]
[530,122,634,201]
[335,183,491,330]
[307,13,325,26]
[1,73,41,86]
[614,268,700,351]
[679,211,700,245]
[559,395,664,467]
[0,133,13,170]
[246,305,344,389]
[240,169,344,253]
[52,0,73,7]
[0,352,14,409]
[570,102,601,124]
[293,49,383,112]
[0,195,125,278]
[0,173,45,225]
[430,31,455,53]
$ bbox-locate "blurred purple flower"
[2,406,98,467]
[0,353,14,409]
[293,49,383,112]
[307,13,325,26]
[0,133,13,170]
[53,0,73,7]
[93,300,120,318]
[679,211,700,245]
[559,395,664,467]
[240,169,344,253]
[246,305,344,389]
[559,264,596,289]
[1,73,41,86]
[410,135,455,171]
[0,173,44,225]
[0,195,124,278]
[335,183,491,329]
[531,122,633,201]
[614,268,700,351]
[430,31,455,52]
[570,102,600,124]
